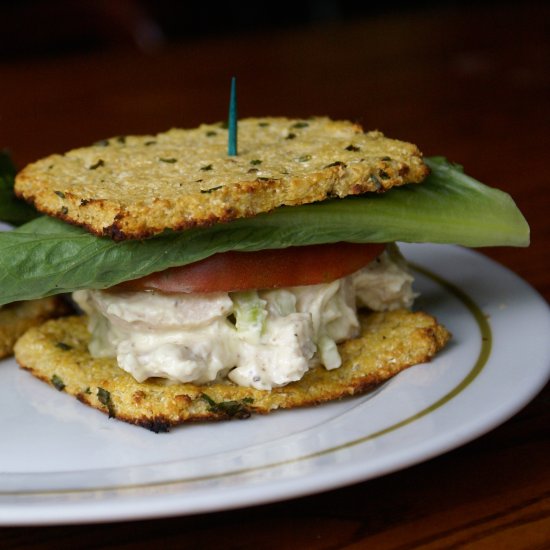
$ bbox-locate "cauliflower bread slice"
[14,117,428,240]
[0,297,70,359]
[14,311,450,432]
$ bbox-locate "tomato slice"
[114,242,386,294]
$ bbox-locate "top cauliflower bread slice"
[14,117,429,240]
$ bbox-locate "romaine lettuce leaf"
[0,157,529,305]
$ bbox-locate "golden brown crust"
[14,118,429,240]
[14,310,450,432]
[0,297,72,359]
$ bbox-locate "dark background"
[2,0,514,60]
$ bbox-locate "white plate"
[0,243,549,526]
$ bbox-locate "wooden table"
[1,2,548,547]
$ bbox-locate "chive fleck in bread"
[14,311,450,432]
[0,297,71,359]
[14,117,429,240]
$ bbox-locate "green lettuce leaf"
[0,150,41,226]
[0,157,529,305]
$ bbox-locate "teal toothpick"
[228,77,238,156]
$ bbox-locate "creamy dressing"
[72,245,416,390]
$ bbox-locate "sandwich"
[0,117,529,431]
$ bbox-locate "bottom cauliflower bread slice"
[14,311,450,432]
[0,297,71,359]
